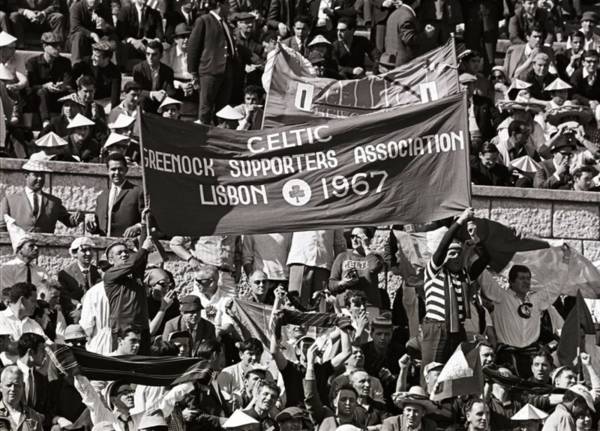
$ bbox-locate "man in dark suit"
[58,237,102,322]
[133,40,176,113]
[188,0,240,125]
[383,0,418,67]
[333,17,374,79]
[267,0,307,37]
[9,0,66,45]
[570,50,600,109]
[470,142,512,187]
[162,295,217,350]
[556,31,585,80]
[0,160,83,233]
[503,25,555,80]
[508,0,554,46]
[281,15,310,57]
[533,133,577,189]
[16,333,51,423]
[68,0,115,64]
[117,0,164,65]
[164,0,200,43]
[87,152,143,237]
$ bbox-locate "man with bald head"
[349,369,389,427]
[0,365,44,429]
[242,270,274,304]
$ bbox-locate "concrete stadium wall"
[1,158,599,291]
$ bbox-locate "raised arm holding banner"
[140,93,470,237]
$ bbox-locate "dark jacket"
[508,7,554,45]
[132,61,176,113]
[187,12,237,76]
[25,54,73,92]
[570,68,600,106]
[117,4,164,40]
[72,60,122,109]
[69,0,114,38]
[533,158,573,189]
[470,156,513,186]
[383,4,419,66]
[267,0,307,30]
[162,315,217,350]
[93,179,144,237]
[58,261,102,302]
[472,94,499,143]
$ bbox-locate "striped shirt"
[424,259,467,322]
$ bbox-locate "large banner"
[262,38,460,128]
[141,94,470,236]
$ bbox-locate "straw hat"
[511,403,548,421]
[104,132,130,149]
[4,215,35,252]
[67,113,95,129]
[394,386,436,413]
[0,31,17,47]
[35,132,68,148]
[544,78,572,92]
[567,384,596,412]
[109,113,136,130]
[158,97,182,113]
[22,159,51,172]
[222,410,259,429]
[216,105,244,121]
[308,34,331,47]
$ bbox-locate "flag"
[557,290,597,366]
[262,38,459,128]
[0,96,5,149]
[430,341,483,401]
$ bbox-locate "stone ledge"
[472,185,600,204]
[0,158,142,178]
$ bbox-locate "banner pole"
[259,42,281,130]
[450,33,460,92]
[137,107,151,237]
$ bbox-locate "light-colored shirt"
[242,233,292,280]
[286,230,346,270]
[170,235,239,270]
[0,257,49,291]
[24,187,41,214]
[0,307,46,341]
[80,282,112,355]
[481,273,554,348]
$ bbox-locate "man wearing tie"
[16,333,50,417]
[117,0,164,66]
[0,160,84,233]
[88,152,144,238]
[188,0,239,124]
[58,236,102,322]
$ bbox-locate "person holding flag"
[421,207,490,372]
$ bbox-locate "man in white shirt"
[16,333,48,413]
[286,230,346,309]
[162,23,195,104]
[0,283,46,341]
[242,233,292,283]
[481,265,559,377]
[80,281,112,354]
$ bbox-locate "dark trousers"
[496,343,539,378]
[288,264,330,309]
[198,64,234,125]
[34,87,69,122]
[421,318,466,372]
[9,12,66,45]
[460,0,500,71]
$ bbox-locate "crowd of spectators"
[0,0,599,430]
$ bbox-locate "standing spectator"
[237,379,280,427]
[329,227,384,309]
[266,0,306,38]
[572,166,599,191]
[133,40,176,114]
[508,0,554,46]
[0,283,46,340]
[464,399,490,431]
[460,0,502,70]
[103,236,153,354]
[72,41,122,110]
[68,0,114,64]
[459,50,492,99]
[162,24,196,107]
[332,17,374,79]
[368,0,394,54]
[570,50,600,110]
[79,278,111,354]
[421,208,488,370]
[164,0,199,43]
[460,73,498,149]
[0,160,83,233]
[242,232,291,283]
[9,0,66,46]
[0,366,44,431]
[111,326,141,355]
[542,385,595,431]
[88,152,144,237]
[144,268,179,336]
[530,350,553,384]
[577,11,600,52]
[16,333,49,415]
[25,32,72,128]
[58,236,101,310]
[117,0,164,67]
[383,0,418,67]
[234,13,264,89]
[241,270,276,304]
[188,0,239,125]
[281,16,311,57]
[287,230,345,309]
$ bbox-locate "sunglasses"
[195,278,213,284]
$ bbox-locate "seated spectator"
[529,349,553,385]
[69,0,115,64]
[504,25,555,80]
[117,0,164,67]
[332,17,373,80]
[275,407,311,431]
[72,41,122,110]
[494,102,547,162]
[111,326,141,356]
[0,33,26,125]
[133,40,175,114]
[164,0,199,44]
[519,53,557,101]
[464,399,491,431]
[544,78,572,109]
[0,283,46,340]
[109,81,142,122]
[63,324,88,347]
[470,142,513,186]
[39,93,85,138]
[577,11,600,52]
[308,50,339,78]
[534,132,578,189]
[491,66,509,104]
[108,113,136,137]
[349,369,389,427]
[157,97,182,119]
[64,113,101,162]
[282,16,311,57]
[236,379,280,427]
[101,132,132,163]
[0,159,83,234]
[572,166,600,191]
[26,32,72,128]
[9,0,66,48]
[383,0,419,67]
[460,73,498,150]
[0,365,45,429]
[542,385,595,431]
[162,295,217,350]
[570,50,600,111]
[557,31,585,79]
[234,13,264,89]
[73,75,108,141]
[29,131,79,162]
[382,386,436,431]
[144,268,178,336]
[459,50,493,100]
[233,85,264,131]
[307,35,337,76]
[216,104,245,129]
[508,0,554,46]
[218,338,267,401]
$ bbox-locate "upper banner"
[262,38,459,128]
[141,94,470,237]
